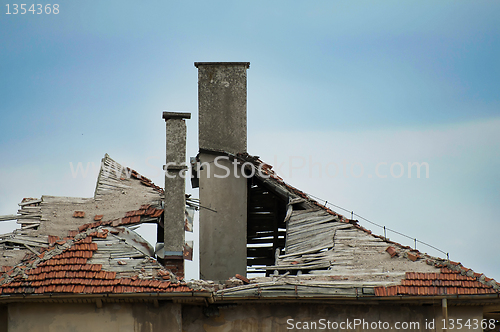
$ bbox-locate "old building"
[0,63,499,331]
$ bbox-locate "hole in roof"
[133,224,157,250]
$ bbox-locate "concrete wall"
[182,303,484,332]
[4,301,486,331]
[435,306,484,331]
[8,302,181,332]
[198,154,247,281]
[0,305,7,332]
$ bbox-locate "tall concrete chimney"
[195,62,250,281]
[162,111,190,278]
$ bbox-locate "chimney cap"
[162,112,191,121]
[194,62,250,69]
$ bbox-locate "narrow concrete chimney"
[162,111,190,277]
[195,62,250,281]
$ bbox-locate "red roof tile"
[152,209,163,218]
[407,252,418,262]
[376,264,500,297]
[386,246,397,258]
[0,225,193,296]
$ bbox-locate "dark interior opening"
[247,177,287,276]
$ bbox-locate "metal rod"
[195,204,217,213]
[304,192,448,258]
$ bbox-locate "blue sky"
[1,0,499,280]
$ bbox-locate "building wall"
[4,301,485,332]
[182,303,484,332]
[7,302,181,332]
[436,306,484,330]
[0,305,7,332]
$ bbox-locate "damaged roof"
[0,152,499,303]
[0,154,198,299]
[0,226,189,295]
[203,151,500,300]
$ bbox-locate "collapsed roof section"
[0,154,195,298]
[94,153,164,198]
[0,225,192,296]
[197,151,500,299]
[1,154,163,263]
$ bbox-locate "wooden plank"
[247,257,274,265]
[13,236,48,244]
[262,264,330,271]
[16,220,41,225]
[247,247,274,257]
[21,224,39,230]
[216,281,279,293]
[15,213,42,218]
[289,209,332,222]
[286,236,334,250]
[248,237,285,245]
[287,227,336,241]
[247,236,273,243]
[288,214,337,228]
[289,197,306,205]
[284,204,293,223]
[286,238,334,251]
[0,238,47,247]
[23,244,39,255]
[287,219,344,235]
[247,230,275,238]
[110,253,145,259]
[18,206,42,210]
[40,196,93,204]
[18,199,42,206]
[97,179,131,189]
[288,207,322,216]
[287,232,335,245]
[0,215,19,222]
[281,242,337,258]
[98,170,121,180]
